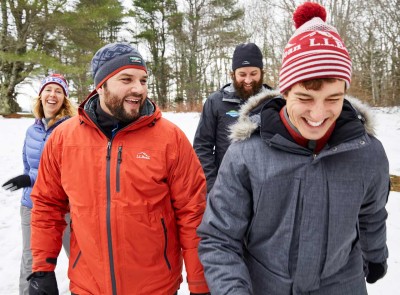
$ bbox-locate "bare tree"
[171,0,245,107]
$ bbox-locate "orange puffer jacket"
[31,97,209,294]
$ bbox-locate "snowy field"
[0,107,399,294]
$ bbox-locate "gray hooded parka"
[197,90,390,295]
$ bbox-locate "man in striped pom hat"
[277,1,354,143]
[197,2,389,294]
[278,2,352,94]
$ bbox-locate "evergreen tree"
[48,0,125,102]
[0,0,68,113]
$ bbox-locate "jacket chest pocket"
[113,145,169,198]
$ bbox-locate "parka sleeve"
[22,136,30,179]
[30,131,69,272]
[359,138,390,264]
[168,128,209,294]
[193,96,218,192]
[197,143,253,295]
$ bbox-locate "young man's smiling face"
[284,79,346,140]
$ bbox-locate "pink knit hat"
[278,2,352,94]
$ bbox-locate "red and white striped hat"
[278,2,352,94]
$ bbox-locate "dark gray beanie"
[232,43,263,71]
[91,42,147,89]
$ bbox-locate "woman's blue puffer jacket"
[21,117,69,208]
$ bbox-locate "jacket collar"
[34,116,69,131]
[279,106,336,153]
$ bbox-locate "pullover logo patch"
[136,152,150,160]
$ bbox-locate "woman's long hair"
[32,95,77,128]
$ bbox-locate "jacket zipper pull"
[117,146,122,164]
[116,146,123,192]
[106,141,111,160]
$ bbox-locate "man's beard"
[103,84,144,123]
[233,75,264,100]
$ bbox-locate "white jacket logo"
[136,152,150,160]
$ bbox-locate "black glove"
[27,271,59,295]
[365,260,387,284]
[2,174,31,191]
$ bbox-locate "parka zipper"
[116,146,122,192]
[106,140,117,295]
[161,218,171,270]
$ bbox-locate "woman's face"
[40,84,65,118]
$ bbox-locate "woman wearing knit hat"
[194,42,273,193]
[198,2,389,294]
[2,73,76,295]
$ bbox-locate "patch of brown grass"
[1,113,34,118]
[391,175,400,192]
[161,101,204,113]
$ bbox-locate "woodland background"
[0,0,399,114]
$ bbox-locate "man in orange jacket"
[28,43,210,295]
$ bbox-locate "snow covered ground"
[0,108,399,294]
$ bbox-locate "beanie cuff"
[94,53,147,88]
[232,62,263,71]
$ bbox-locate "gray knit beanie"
[91,43,147,89]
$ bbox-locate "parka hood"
[229,89,376,143]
